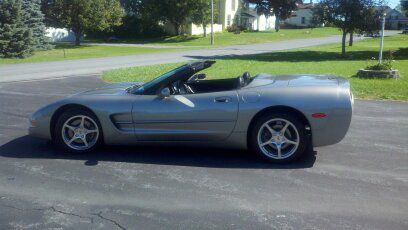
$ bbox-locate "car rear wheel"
[250,112,308,163]
[54,108,102,153]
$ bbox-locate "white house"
[284,2,316,28]
[45,27,76,42]
[165,0,276,36]
[237,1,275,31]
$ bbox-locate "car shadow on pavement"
[0,136,316,169]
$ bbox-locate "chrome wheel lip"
[62,115,99,151]
[257,118,300,160]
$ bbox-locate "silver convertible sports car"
[29,60,353,163]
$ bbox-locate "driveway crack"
[49,206,94,223]
[0,204,94,223]
[1,203,127,229]
[93,211,127,230]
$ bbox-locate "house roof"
[296,3,314,10]
[241,11,257,18]
[374,6,393,14]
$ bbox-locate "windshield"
[134,65,188,94]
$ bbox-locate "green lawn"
[89,27,341,47]
[103,34,408,101]
[0,28,340,64]
[0,43,184,64]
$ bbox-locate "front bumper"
[29,124,51,140]
[28,115,52,140]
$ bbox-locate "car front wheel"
[54,108,102,153]
[250,112,308,163]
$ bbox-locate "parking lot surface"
[0,76,407,229]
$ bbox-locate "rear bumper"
[312,109,352,147]
[312,87,353,147]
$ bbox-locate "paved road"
[85,42,198,49]
[0,76,407,229]
[0,32,400,83]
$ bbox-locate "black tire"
[249,112,308,163]
[53,108,103,153]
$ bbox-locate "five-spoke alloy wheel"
[250,112,307,163]
[54,108,102,153]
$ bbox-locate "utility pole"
[211,0,214,45]
[378,12,386,64]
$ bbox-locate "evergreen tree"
[0,0,34,58]
[22,0,52,50]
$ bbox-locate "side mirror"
[159,87,170,99]
[196,73,206,80]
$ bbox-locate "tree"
[160,0,196,35]
[0,0,34,58]
[349,0,381,46]
[247,0,298,32]
[191,0,218,37]
[97,0,165,38]
[42,0,124,45]
[117,0,216,37]
[353,6,382,45]
[402,0,408,16]
[22,0,51,50]
[313,0,378,57]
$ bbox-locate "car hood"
[73,82,144,96]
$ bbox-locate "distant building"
[237,1,275,31]
[45,28,77,42]
[284,1,319,28]
[385,8,408,30]
[165,0,276,36]
[375,6,408,30]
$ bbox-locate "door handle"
[214,97,231,103]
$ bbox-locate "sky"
[313,0,401,8]
[388,0,401,8]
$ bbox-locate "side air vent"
[110,114,133,133]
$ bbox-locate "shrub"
[365,50,395,71]
[365,62,392,70]
[227,24,242,34]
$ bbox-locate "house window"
[301,17,306,24]
[231,0,235,11]
[227,15,231,26]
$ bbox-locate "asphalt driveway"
[0,76,407,229]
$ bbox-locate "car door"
[131,90,239,141]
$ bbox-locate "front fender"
[29,100,67,140]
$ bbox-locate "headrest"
[242,72,251,86]
[242,72,251,81]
